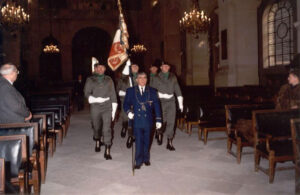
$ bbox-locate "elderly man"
[84,63,118,160]
[150,61,183,151]
[0,63,32,123]
[123,72,162,169]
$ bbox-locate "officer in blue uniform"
[123,72,162,169]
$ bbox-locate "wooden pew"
[31,114,48,184]
[291,118,300,194]
[31,107,64,145]
[0,135,28,194]
[253,109,300,183]
[0,158,4,193]
[0,123,40,193]
[225,104,274,163]
[32,112,56,156]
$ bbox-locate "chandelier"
[179,0,210,38]
[43,44,60,53]
[0,1,30,31]
[43,0,59,54]
[131,44,147,53]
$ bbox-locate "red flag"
[107,29,128,71]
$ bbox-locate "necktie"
[141,87,144,95]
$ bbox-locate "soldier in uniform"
[116,62,139,145]
[84,63,118,160]
[123,72,162,169]
[150,61,183,151]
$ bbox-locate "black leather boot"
[126,136,134,149]
[157,132,163,145]
[104,145,112,160]
[121,122,128,138]
[95,140,100,152]
[166,138,175,151]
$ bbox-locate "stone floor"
[41,109,295,195]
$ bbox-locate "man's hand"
[128,112,134,120]
[118,90,126,97]
[156,122,162,129]
[25,112,32,121]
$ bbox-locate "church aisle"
[41,109,294,195]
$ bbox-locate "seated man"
[276,68,300,110]
[0,63,32,123]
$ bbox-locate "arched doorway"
[72,27,112,81]
[39,35,62,83]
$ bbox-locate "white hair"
[0,63,16,75]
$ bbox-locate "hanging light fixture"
[0,0,30,31]
[131,44,147,53]
[43,0,59,54]
[179,0,210,38]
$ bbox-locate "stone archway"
[72,27,112,81]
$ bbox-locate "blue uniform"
[123,85,162,166]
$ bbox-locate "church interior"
[0,0,300,194]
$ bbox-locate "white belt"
[158,92,174,99]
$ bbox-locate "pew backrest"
[0,135,27,178]
[0,123,39,156]
[31,107,62,124]
[253,109,300,139]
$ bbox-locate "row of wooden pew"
[0,91,72,194]
[178,94,300,193]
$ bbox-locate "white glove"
[118,90,126,97]
[111,103,118,121]
[122,59,131,76]
[156,122,162,129]
[177,96,183,112]
[128,112,134,119]
[158,92,174,99]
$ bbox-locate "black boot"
[95,140,100,152]
[126,136,134,149]
[104,145,112,160]
[166,138,175,151]
[157,132,163,145]
[121,122,128,138]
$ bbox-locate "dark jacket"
[123,86,162,128]
[0,76,30,123]
[276,83,300,110]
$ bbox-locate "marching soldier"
[117,61,139,148]
[150,61,183,151]
[84,63,118,160]
[123,72,162,169]
[117,62,138,136]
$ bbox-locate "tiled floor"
[41,109,295,194]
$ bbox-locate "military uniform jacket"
[84,75,117,110]
[117,74,137,101]
[123,86,162,128]
[0,76,30,123]
[150,72,182,102]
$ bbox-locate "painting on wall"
[221,29,227,60]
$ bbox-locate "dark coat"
[0,76,30,123]
[123,85,162,128]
